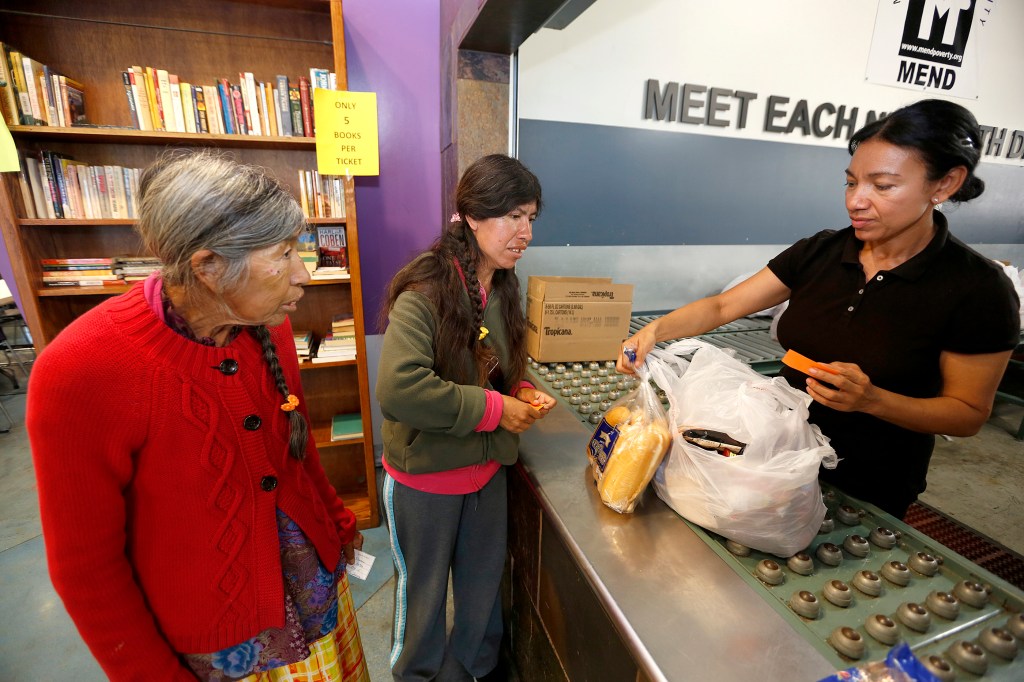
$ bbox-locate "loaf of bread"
[597,407,672,513]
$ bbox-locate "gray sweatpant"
[383,467,507,681]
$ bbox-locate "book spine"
[202,86,219,134]
[217,80,235,134]
[298,171,309,217]
[275,75,292,137]
[121,71,140,129]
[271,86,282,136]
[39,66,55,125]
[7,50,31,124]
[121,167,134,219]
[40,152,66,218]
[54,156,72,218]
[0,44,19,126]
[53,72,65,126]
[179,81,196,133]
[17,165,36,219]
[168,74,186,132]
[23,157,48,219]
[105,166,120,218]
[43,67,59,126]
[63,162,82,219]
[156,69,175,131]
[261,82,275,137]
[21,57,43,124]
[129,66,153,131]
[144,67,163,130]
[78,166,94,219]
[288,86,303,137]
[243,72,261,135]
[230,84,248,135]
[192,85,206,133]
[58,74,71,127]
[298,76,312,136]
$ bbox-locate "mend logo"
[899,0,975,67]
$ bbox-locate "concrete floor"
[1,366,1022,680]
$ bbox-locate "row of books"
[19,152,142,220]
[122,66,335,137]
[294,333,357,364]
[0,42,87,127]
[38,256,161,288]
[300,170,348,220]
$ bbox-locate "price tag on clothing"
[346,549,375,581]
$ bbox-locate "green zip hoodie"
[375,288,520,474]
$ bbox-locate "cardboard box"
[526,276,634,362]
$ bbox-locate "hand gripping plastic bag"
[586,356,672,514]
[645,339,838,556]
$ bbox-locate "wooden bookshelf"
[0,0,379,529]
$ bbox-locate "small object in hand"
[781,349,839,376]
[681,428,747,457]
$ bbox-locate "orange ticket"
[782,349,839,376]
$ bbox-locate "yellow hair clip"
[478,326,489,341]
[280,394,300,412]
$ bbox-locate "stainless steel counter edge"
[516,390,838,681]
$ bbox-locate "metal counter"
[509,394,837,681]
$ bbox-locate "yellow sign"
[0,116,20,173]
[314,89,379,176]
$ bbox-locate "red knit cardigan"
[27,284,356,681]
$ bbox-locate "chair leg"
[0,397,12,433]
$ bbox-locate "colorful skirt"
[237,572,369,682]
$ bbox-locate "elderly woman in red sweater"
[26,151,368,681]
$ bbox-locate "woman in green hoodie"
[376,154,556,681]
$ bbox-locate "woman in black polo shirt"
[619,99,1020,519]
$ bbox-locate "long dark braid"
[251,325,309,461]
[452,235,498,385]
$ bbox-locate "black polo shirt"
[768,212,1020,517]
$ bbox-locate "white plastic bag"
[646,339,838,556]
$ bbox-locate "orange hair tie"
[280,394,300,412]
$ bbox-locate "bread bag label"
[587,420,620,472]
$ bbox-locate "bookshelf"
[0,0,379,529]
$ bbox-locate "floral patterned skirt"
[183,511,369,681]
[235,574,369,682]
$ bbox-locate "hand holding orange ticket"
[782,349,839,376]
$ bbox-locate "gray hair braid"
[251,325,308,461]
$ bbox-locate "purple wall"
[344,2,444,334]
